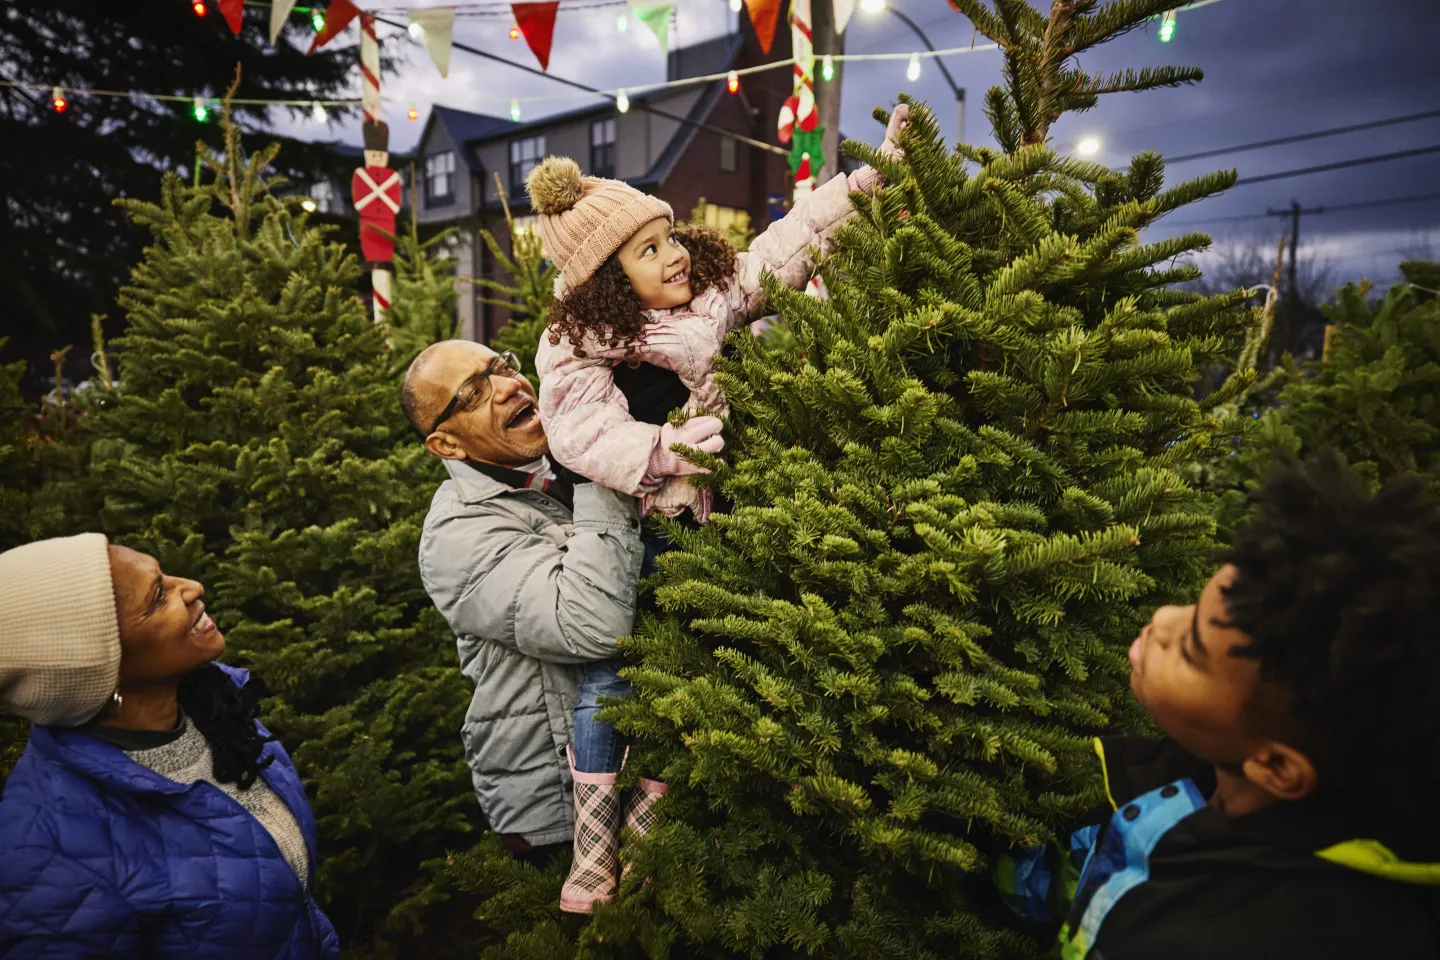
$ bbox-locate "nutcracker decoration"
[352,118,401,320]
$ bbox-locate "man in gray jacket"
[404,339,644,860]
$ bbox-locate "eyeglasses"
[429,350,524,435]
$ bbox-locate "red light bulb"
[51,87,68,113]
[509,25,520,40]
[726,70,739,95]
[192,0,207,15]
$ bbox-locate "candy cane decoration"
[777,0,817,145]
[360,14,381,123]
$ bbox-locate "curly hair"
[546,224,737,359]
[1221,452,1440,798]
[178,662,277,790]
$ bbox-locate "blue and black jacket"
[997,737,1440,959]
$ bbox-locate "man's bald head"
[401,339,547,467]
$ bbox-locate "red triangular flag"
[743,0,784,55]
[218,0,244,34]
[307,0,362,53]
[512,2,560,71]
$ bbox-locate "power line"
[1230,144,1440,186]
[1167,109,1440,164]
[1163,192,1440,227]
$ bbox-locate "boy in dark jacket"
[998,454,1440,959]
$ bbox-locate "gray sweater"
[121,719,311,884]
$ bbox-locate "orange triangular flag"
[744,0,784,55]
[512,2,560,71]
[307,0,362,53]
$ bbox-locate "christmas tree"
[1211,261,1440,536]
[448,2,1254,957]
[479,180,558,383]
[79,94,479,957]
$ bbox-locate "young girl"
[527,105,908,914]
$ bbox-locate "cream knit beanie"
[0,533,121,726]
[525,156,673,293]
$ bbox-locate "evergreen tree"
[388,208,463,375]
[449,2,1254,957]
[1211,261,1440,536]
[479,185,558,382]
[82,98,478,957]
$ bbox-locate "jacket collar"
[444,457,516,505]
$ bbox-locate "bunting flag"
[512,2,560,71]
[629,2,672,57]
[268,0,298,44]
[218,0,244,34]
[743,0,783,55]
[409,7,456,77]
[832,0,856,34]
[307,0,362,53]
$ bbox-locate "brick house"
[412,17,801,342]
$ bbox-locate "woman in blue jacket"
[0,533,339,959]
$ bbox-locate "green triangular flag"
[629,2,672,57]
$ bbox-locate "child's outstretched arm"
[726,104,908,329]
[537,337,724,496]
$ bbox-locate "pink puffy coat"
[537,167,880,520]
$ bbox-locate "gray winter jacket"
[418,458,644,846]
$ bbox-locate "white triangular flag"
[409,7,456,78]
[832,0,856,34]
[629,2,673,58]
[269,0,298,44]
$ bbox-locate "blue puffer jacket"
[0,665,340,959]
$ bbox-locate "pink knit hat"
[525,156,673,293]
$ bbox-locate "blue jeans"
[570,526,672,774]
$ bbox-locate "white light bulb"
[408,21,422,38]
[729,0,742,11]
[509,99,522,122]
[616,89,630,113]
[301,198,318,213]
[617,13,627,31]
[1077,137,1101,156]
[311,101,327,123]
[906,53,921,83]
[860,0,885,13]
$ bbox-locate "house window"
[308,179,336,213]
[591,118,617,179]
[509,135,547,196]
[425,151,456,203]
[719,135,738,173]
[700,202,749,236]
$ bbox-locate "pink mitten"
[881,103,910,161]
[648,416,725,479]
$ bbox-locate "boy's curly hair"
[1222,452,1440,798]
[546,224,737,359]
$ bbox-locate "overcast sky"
[270,0,1440,287]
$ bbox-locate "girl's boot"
[559,746,622,914]
[620,776,668,883]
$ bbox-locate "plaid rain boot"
[619,776,669,883]
[559,746,623,914]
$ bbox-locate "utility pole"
[1266,199,1325,302]
[813,0,844,182]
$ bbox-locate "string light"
[191,0,207,16]
[311,100,327,122]
[408,21,423,37]
[616,88,629,113]
[509,98,522,122]
[51,86,67,113]
[906,53,920,82]
[192,96,209,122]
[616,13,627,31]
[860,0,885,12]
[311,9,324,30]
[821,54,834,81]
[729,0,741,10]
[509,24,520,39]
[408,104,418,120]
[1158,9,1176,41]
[301,198,318,212]
[726,70,739,94]
[1077,136,1100,156]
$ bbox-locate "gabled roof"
[426,105,521,170]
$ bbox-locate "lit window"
[308,180,335,213]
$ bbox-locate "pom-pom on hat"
[525,156,673,293]
[0,533,121,726]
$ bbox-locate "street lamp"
[864,3,966,142]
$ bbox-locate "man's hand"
[881,103,910,161]
[651,417,725,478]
